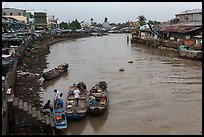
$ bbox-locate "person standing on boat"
[54,89,61,107]
[59,93,64,108]
[74,87,80,107]
[54,89,61,100]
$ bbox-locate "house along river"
[41,33,202,135]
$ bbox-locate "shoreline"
[11,34,91,135]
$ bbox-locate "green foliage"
[69,19,81,31]
[59,22,68,29]
[137,15,147,26]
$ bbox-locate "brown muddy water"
[41,34,202,135]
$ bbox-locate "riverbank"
[10,33,91,135]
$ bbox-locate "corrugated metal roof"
[161,26,201,33]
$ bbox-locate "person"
[54,89,61,108]
[43,100,53,115]
[59,93,64,108]
[6,86,13,95]
[54,89,61,100]
[74,87,80,107]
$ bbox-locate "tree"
[59,22,68,29]
[70,19,81,31]
[137,15,147,26]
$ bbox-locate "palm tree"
[137,15,146,26]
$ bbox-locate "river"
[41,33,202,135]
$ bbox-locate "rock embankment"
[12,34,90,135]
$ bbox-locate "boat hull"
[88,106,108,115]
[43,64,69,80]
[52,100,67,129]
[66,110,86,120]
[88,81,109,115]
[66,82,89,120]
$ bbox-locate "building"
[175,9,202,22]
[34,12,48,30]
[26,11,35,31]
[2,8,27,31]
[102,21,111,30]
[47,15,59,28]
[139,9,202,45]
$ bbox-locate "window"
[10,13,12,15]
[3,13,6,15]
[18,13,21,15]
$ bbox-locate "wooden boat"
[52,99,67,129]
[88,81,108,115]
[43,63,69,80]
[65,82,89,120]
[177,45,202,61]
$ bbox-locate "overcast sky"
[2,2,202,23]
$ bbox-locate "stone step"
[32,107,37,117]
[41,116,46,124]
[36,110,42,121]
[23,102,28,111]
[18,100,23,109]
[50,116,55,127]
[27,104,32,114]
[45,115,50,125]
[13,97,19,106]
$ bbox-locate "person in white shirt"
[54,89,61,100]
[74,87,80,107]
[6,86,12,95]
[54,89,61,108]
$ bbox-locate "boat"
[65,82,89,120]
[52,99,67,130]
[43,63,69,80]
[177,45,202,61]
[88,81,109,115]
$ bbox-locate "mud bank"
[11,34,90,135]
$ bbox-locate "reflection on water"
[42,34,202,135]
[88,112,109,134]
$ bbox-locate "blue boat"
[52,100,67,129]
[65,82,89,120]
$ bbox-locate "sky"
[2,2,202,23]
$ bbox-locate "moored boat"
[52,99,67,130]
[88,81,108,115]
[43,63,69,80]
[65,82,89,120]
[177,45,202,61]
